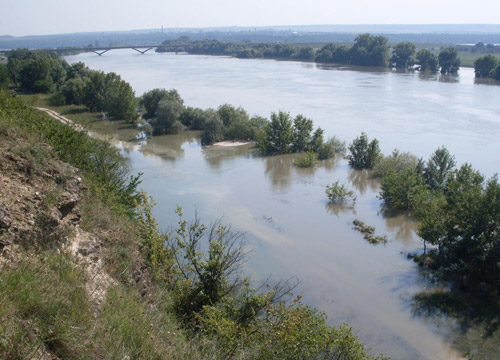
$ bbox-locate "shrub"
[317,136,346,160]
[326,180,357,204]
[347,132,381,169]
[379,169,427,211]
[372,149,420,178]
[293,152,316,168]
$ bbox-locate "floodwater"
[66,50,500,359]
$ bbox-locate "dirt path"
[35,107,86,132]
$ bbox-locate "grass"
[17,93,140,141]
[0,252,93,359]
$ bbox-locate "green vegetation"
[326,181,357,204]
[415,49,439,72]
[0,63,9,89]
[438,47,461,74]
[389,42,416,69]
[293,151,317,168]
[157,35,500,76]
[7,50,137,122]
[371,140,500,291]
[347,132,381,170]
[474,54,500,80]
[0,89,385,359]
[352,220,387,244]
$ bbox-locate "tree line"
[344,133,500,290]
[6,49,137,121]
[159,34,465,74]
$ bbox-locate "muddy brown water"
[66,50,500,359]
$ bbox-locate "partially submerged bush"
[326,180,357,204]
[372,149,421,178]
[293,152,316,168]
[347,132,381,169]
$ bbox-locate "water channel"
[65,50,500,359]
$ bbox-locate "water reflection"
[203,143,257,169]
[264,154,294,190]
[140,131,201,161]
[315,63,392,75]
[418,71,440,82]
[383,213,418,243]
[325,201,356,217]
[438,74,460,83]
[348,169,379,194]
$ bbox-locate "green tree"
[379,169,427,211]
[180,106,209,130]
[350,34,389,67]
[8,50,66,93]
[104,72,137,121]
[61,76,88,105]
[389,42,416,69]
[347,133,381,169]
[308,127,324,153]
[258,111,294,154]
[415,49,439,72]
[140,88,182,119]
[424,147,456,191]
[152,97,184,135]
[201,109,225,145]
[292,114,313,152]
[217,104,249,127]
[495,65,500,80]
[315,44,335,63]
[82,70,106,112]
[438,47,461,74]
[294,47,315,61]
[474,55,499,78]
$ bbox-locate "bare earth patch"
[213,140,253,147]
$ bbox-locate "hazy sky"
[2,0,499,36]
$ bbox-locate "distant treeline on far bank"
[157,34,500,79]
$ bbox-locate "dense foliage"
[374,141,500,290]
[474,55,500,80]
[7,51,137,121]
[389,42,416,69]
[438,47,461,74]
[347,133,381,170]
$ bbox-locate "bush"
[372,149,420,178]
[48,91,66,106]
[293,152,316,168]
[326,180,357,204]
[201,110,225,145]
[347,132,381,169]
[318,136,345,160]
[379,169,427,211]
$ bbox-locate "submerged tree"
[389,42,416,69]
[415,49,439,72]
[347,133,381,170]
[438,47,461,74]
[474,55,499,78]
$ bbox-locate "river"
[65,50,500,359]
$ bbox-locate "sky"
[2,0,500,36]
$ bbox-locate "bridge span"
[35,44,191,56]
